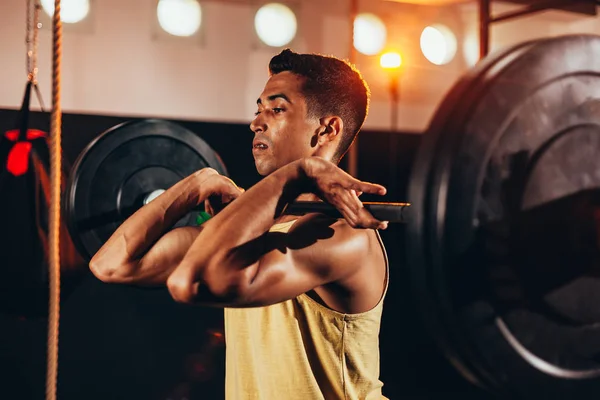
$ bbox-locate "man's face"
[250,71,321,176]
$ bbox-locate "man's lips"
[252,140,269,150]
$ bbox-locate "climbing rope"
[46,0,62,399]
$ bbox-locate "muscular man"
[90,49,390,399]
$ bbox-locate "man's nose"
[250,115,266,133]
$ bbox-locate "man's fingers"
[223,184,245,203]
[204,199,215,216]
[347,189,365,215]
[338,202,360,228]
[327,190,388,230]
[357,207,387,230]
[327,190,358,227]
[348,179,386,196]
[206,178,245,213]
[226,181,244,196]
[337,190,381,230]
[348,190,389,230]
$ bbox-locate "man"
[90,49,390,399]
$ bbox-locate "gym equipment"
[407,34,600,398]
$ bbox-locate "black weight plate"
[64,119,228,261]
[407,37,547,394]
[409,34,600,399]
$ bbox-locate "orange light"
[380,51,402,70]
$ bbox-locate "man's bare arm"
[166,157,387,307]
[89,168,242,286]
[91,226,202,286]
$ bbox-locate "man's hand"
[202,173,245,216]
[301,157,388,230]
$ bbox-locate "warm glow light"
[354,13,387,56]
[380,52,402,70]
[41,0,90,23]
[255,3,297,47]
[157,0,202,37]
[420,24,457,66]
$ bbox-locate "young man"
[90,49,390,399]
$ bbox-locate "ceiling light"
[157,0,202,37]
[354,13,387,56]
[254,3,297,47]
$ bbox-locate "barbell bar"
[142,189,410,226]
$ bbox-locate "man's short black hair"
[268,49,370,163]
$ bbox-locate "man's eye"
[254,111,261,116]
[273,108,284,113]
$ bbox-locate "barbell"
[60,34,599,399]
[62,118,409,261]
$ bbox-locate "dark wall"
[0,109,489,399]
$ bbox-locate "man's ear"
[317,116,343,145]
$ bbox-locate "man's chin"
[254,160,272,176]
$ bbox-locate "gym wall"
[2,1,596,134]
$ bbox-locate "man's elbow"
[166,262,253,305]
[89,257,134,284]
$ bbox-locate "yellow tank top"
[223,220,389,400]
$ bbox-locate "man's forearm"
[185,160,306,271]
[90,169,207,276]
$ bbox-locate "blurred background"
[1,0,600,399]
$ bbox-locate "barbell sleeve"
[285,201,410,223]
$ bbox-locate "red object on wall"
[4,129,47,176]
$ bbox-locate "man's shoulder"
[296,217,388,313]
[286,213,372,243]
[284,214,382,268]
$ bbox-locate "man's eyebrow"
[256,93,291,105]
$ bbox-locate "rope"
[46,0,62,399]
